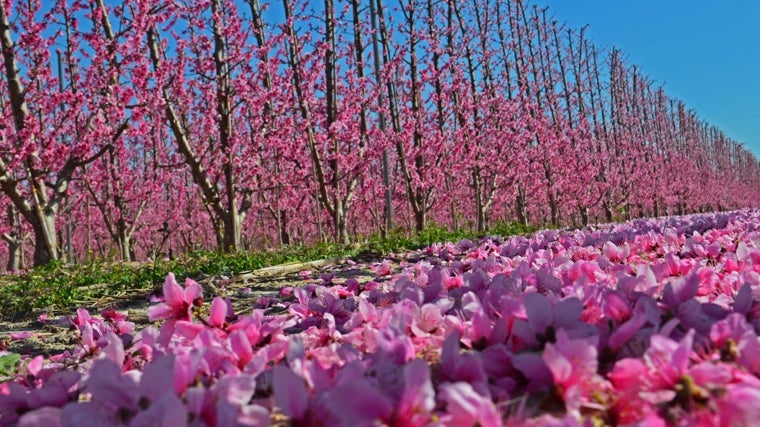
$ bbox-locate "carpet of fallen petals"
[4,209,760,426]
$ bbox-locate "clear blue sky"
[537,0,760,157]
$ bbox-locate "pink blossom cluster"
[5,210,760,426]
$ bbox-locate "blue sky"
[537,0,760,156]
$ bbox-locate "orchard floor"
[0,254,405,358]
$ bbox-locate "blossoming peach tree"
[4,209,760,426]
[0,0,759,268]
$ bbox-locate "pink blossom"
[273,364,310,423]
[147,273,203,322]
[439,382,502,427]
[542,330,604,412]
[17,407,62,427]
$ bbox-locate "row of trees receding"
[0,0,758,269]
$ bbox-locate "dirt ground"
[0,256,392,358]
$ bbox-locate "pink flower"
[443,275,464,290]
[9,331,36,341]
[16,407,61,427]
[272,365,309,422]
[439,382,502,427]
[376,261,393,277]
[717,384,760,427]
[128,392,187,427]
[411,303,444,337]
[208,297,230,329]
[395,359,435,426]
[608,330,706,423]
[602,290,633,322]
[511,293,593,351]
[542,330,605,413]
[86,359,140,411]
[644,330,694,389]
[147,273,203,322]
[99,332,125,366]
[376,326,415,365]
[322,380,394,426]
[440,332,489,396]
[710,313,755,350]
[25,371,80,410]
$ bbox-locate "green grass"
[0,222,536,321]
[0,353,21,381]
[358,221,537,258]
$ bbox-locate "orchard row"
[0,0,758,269]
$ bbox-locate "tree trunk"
[414,209,426,234]
[474,169,486,233]
[66,215,74,263]
[370,0,393,237]
[549,191,559,227]
[222,209,242,253]
[6,238,22,271]
[603,200,613,222]
[32,214,58,266]
[578,205,589,226]
[516,184,528,226]
[337,206,349,245]
[381,151,393,236]
[118,232,132,263]
[3,208,26,271]
[279,210,290,245]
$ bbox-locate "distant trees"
[0,0,135,265]
[0,0,758,269]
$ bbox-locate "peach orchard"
[0,0,757,269]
